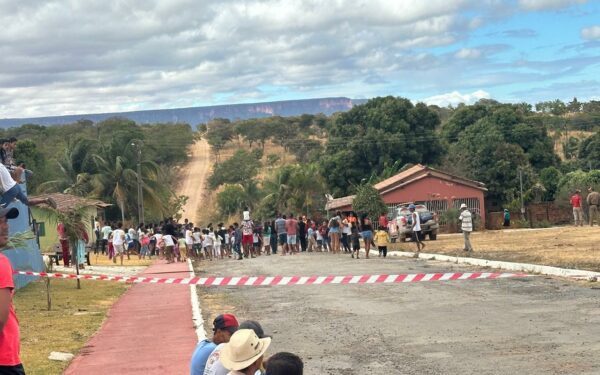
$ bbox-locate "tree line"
[1,117,195,222]
[203,96,600,220]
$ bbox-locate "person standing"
[285,213,299,254]
[459,203,473,252]
[262,222,272,255]
[57,221,70,267]
[298,216,307,252]
[409,204,425,252]
[0,207,25,375]
[341,214,352,253]
[359,215,374,259]
[570,190,583,227]
[240,216,254,259]
[503,209,511,227]
[112,223,126,265]
[374,228,390,258]
[328,211,341,254]
[274,214,287,255]
[100,222,112,255]
[587,187,600,226]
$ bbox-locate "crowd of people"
[190,313,303,375]
[87,207,409,266]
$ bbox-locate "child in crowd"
[252,226,262,257]
[374,227,390,258]
[263,222,271,255]
[214,229,223,260]
[178,235,188,262]
[351,222,361,259]
[139,230,150,260]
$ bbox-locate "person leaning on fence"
[459,203,473,253]
[586,187,600,226]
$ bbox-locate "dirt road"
[178,139,211,223]
[196,254,600,375]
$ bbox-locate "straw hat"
[220,329,271,371]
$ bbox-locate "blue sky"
[0,0,599,118]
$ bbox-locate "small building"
[325,164,487,227]
[29,193,111,253]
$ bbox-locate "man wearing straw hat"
[220,329,271,375]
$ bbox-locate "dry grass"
[389,226,600,271]
[549,130,593,161]
[14,279,128,374]
[89,254,154,267]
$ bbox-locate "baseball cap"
[0,207,19,219]
[239,320,271,338]
[213,313,239,331]
[408,204,416,210]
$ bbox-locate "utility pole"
[519,168,525,217]
[132,140,144,225]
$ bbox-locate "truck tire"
[428,232,437,241]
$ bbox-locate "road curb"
[362,249,600,281]
[187,259,206,341]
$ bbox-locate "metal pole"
[136,146,143,225]
[519,168,525,216]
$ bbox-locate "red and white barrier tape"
[14,271,530,286]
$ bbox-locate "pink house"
[325,164,487,227]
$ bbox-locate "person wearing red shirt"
[0,207,25,374]
[378,212,389,229]
[570,189,583,227]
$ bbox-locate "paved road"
[196,253,600,375]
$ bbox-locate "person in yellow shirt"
[374,228,390,258]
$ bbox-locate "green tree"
[578,132,600,169]
[320,96,443,196]
[539,166,562,201]
[216,185,248,216]
[352,183,387,219]
[208,149,261,189]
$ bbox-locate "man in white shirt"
[409,204,425,252]
[458,203,473,252]
[100,223,112,255]
[112,222,126,265]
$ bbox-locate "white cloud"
[421,90,491,107]
[581,25,600,40]
[518,0,587,10]
[455,48,482,59]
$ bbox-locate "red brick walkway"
[65,260,198,374]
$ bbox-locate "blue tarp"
[3,181,44,289]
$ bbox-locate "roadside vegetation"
[201,97,600,222]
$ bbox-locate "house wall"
[380,176,486,227]
[31,206,98,253]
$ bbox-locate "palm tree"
[90,139,169,222]
[37,138,96,195]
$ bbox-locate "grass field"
[389,225,600,271]
[14,279,128,374]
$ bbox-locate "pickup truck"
[389,204,439,241]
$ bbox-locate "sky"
[0,0,599,118]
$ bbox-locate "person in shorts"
[112,222,126,265]
[241,218,254,259]
[274,214,287,255]
[285,213,298,254]
[409,204,425,252]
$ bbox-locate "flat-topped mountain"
[0,97,367,128]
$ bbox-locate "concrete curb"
[187,259,206,341]
[361,249,600,281]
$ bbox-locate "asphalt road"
[195,253,600,375]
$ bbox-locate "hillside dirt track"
[178,138,211,224]
[195,253,600,375]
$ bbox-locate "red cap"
[213,313,239,330]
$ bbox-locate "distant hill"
[0,97,368,128]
